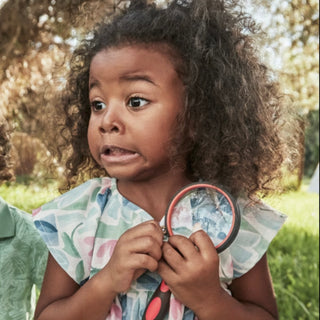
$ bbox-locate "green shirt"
[0,197,48,320]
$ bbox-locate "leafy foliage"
[0,0,122,180]
[0,0,117,136]
[251,0,319,112]
[304,110,319,177]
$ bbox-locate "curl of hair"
[55,0,300,197]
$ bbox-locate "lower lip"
[100,152,140,164]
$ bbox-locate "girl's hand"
[102,220,164,294]
[157,230,224,314]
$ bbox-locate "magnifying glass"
[142,182,241,320]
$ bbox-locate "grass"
[0,179,319,319]
[265,183,319,320]
[0,180,59,213]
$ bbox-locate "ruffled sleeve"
[219,198,287,282]
[32,177,112,285]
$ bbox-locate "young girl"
[33,0,298,319]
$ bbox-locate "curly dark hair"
[0,119,13,183]
[55,0,299,197]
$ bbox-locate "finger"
[131,253,160,273]
[167,235,199,258]
[162,241,185,270]
[189,230,218,259]
[121,235,162,261]
[121,220,164,247]
[131,220,163,239]
[157,258,177,285]
[133,268,147,281]
[120,252,159,274]
[161,239,199,277]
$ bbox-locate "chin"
[106,169,156,183]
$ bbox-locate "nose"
[99,102,124,134]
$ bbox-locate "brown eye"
[91,101,106,111]
[128,97,149,108]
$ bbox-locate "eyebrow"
[88,72,158,91]
[119,73,158,86]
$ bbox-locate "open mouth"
[100,145,140,164]
[102,146,135,156]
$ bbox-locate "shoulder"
[10,204,32,228]
[241,197,287,221]
[6,201,46,247]
[237,198,287,242]
[32,177,113,284]
[33,177,112,226]
[35,177,112,212]
[0,201,47,283]
[219,198,286,281]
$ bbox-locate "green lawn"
[0,180,319,319]
[265,184,319,320]
[0,181,59,213]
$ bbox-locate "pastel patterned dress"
[33,177,286,319]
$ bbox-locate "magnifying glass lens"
[168,186,238,252]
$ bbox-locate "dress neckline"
[109,178,166,227]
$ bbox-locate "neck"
[116,171,192,221]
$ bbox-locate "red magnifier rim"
[165,183,237,250]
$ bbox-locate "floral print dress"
[33,177,286,320]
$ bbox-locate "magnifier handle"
[142,280,171,320]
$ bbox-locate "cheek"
[142,122,170,142]
[87,122,98,154]
[140,125,173,157]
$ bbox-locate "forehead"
[89,44,181,84]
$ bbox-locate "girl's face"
[88,45,185,183]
